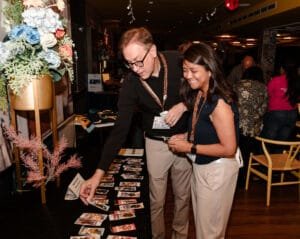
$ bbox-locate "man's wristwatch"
[190,144,197,154]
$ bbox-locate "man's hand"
[165,102,187,126]
[79,169,105,205]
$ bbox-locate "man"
[80,27,192,239]
[227,55,255,86]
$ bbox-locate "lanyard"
[189,91,206,143]
[139,53,168,111]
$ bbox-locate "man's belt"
[145,133,170,142]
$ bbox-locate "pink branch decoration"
[4,126,81,188]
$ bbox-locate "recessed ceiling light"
[147,10,151,13]
[148,1,154,4]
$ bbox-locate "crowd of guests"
[79,27,300,239]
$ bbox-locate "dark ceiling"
[84,0,300,46]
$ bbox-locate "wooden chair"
[245,136,300,206]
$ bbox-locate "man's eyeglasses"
[124,45,152,69]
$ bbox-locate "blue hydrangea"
[39,49,61,69]
[8,25,40,45]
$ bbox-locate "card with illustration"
[99,182,115,188]
[121,174,143,180]
[114,186,137,192]
[78,226,104,237]
[109,210,136,221]
[119,202,144,211]
[110,223,136,233]
[115,199,138,205]
[106,235,137,239]
[74,213,107,226]
[95,188,109,195]
[119,182,141,187]
[117,191,140,198]
[122,166,143,172]
[70,236,96,239]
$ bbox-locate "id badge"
[152,111,170,129]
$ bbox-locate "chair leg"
[266,168,272,207]
[245,154,252,190]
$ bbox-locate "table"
[70,150,151,239]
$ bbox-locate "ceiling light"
[216,34,235,39]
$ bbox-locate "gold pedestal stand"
[9,75,58,204]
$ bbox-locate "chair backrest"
[255,136,300,169]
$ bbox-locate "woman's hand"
[79,169,105,205]
[164,103,187,126]
[168,133,191,153]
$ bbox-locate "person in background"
[227,55,255,86]
[168,43,240,239]
[260,57,299,142]
[235,66,268,185]
[80,27,192,239]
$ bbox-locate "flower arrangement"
[0,0,74,105]
[4,125,81,187]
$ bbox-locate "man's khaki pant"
[191,158,239,239]
[145,137,192,239]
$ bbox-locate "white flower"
[22,7,62,34]
[0,43,11,65]
[56,0,65,11]
[23,0,45,8]
[40,33,57,50]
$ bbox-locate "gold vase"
[10,75,54,111]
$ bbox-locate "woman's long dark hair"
[180,43,236,110]
[281,58,300,106]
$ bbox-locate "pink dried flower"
[59,44,73,60]
[4,126,81,188]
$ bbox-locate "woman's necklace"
[189,91,206,143]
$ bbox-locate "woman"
[168,43,240,239]
[260,57,299,141]
[235,66,268,185]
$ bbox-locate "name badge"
[152,111,170,129]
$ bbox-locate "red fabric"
[267,74,296,111]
